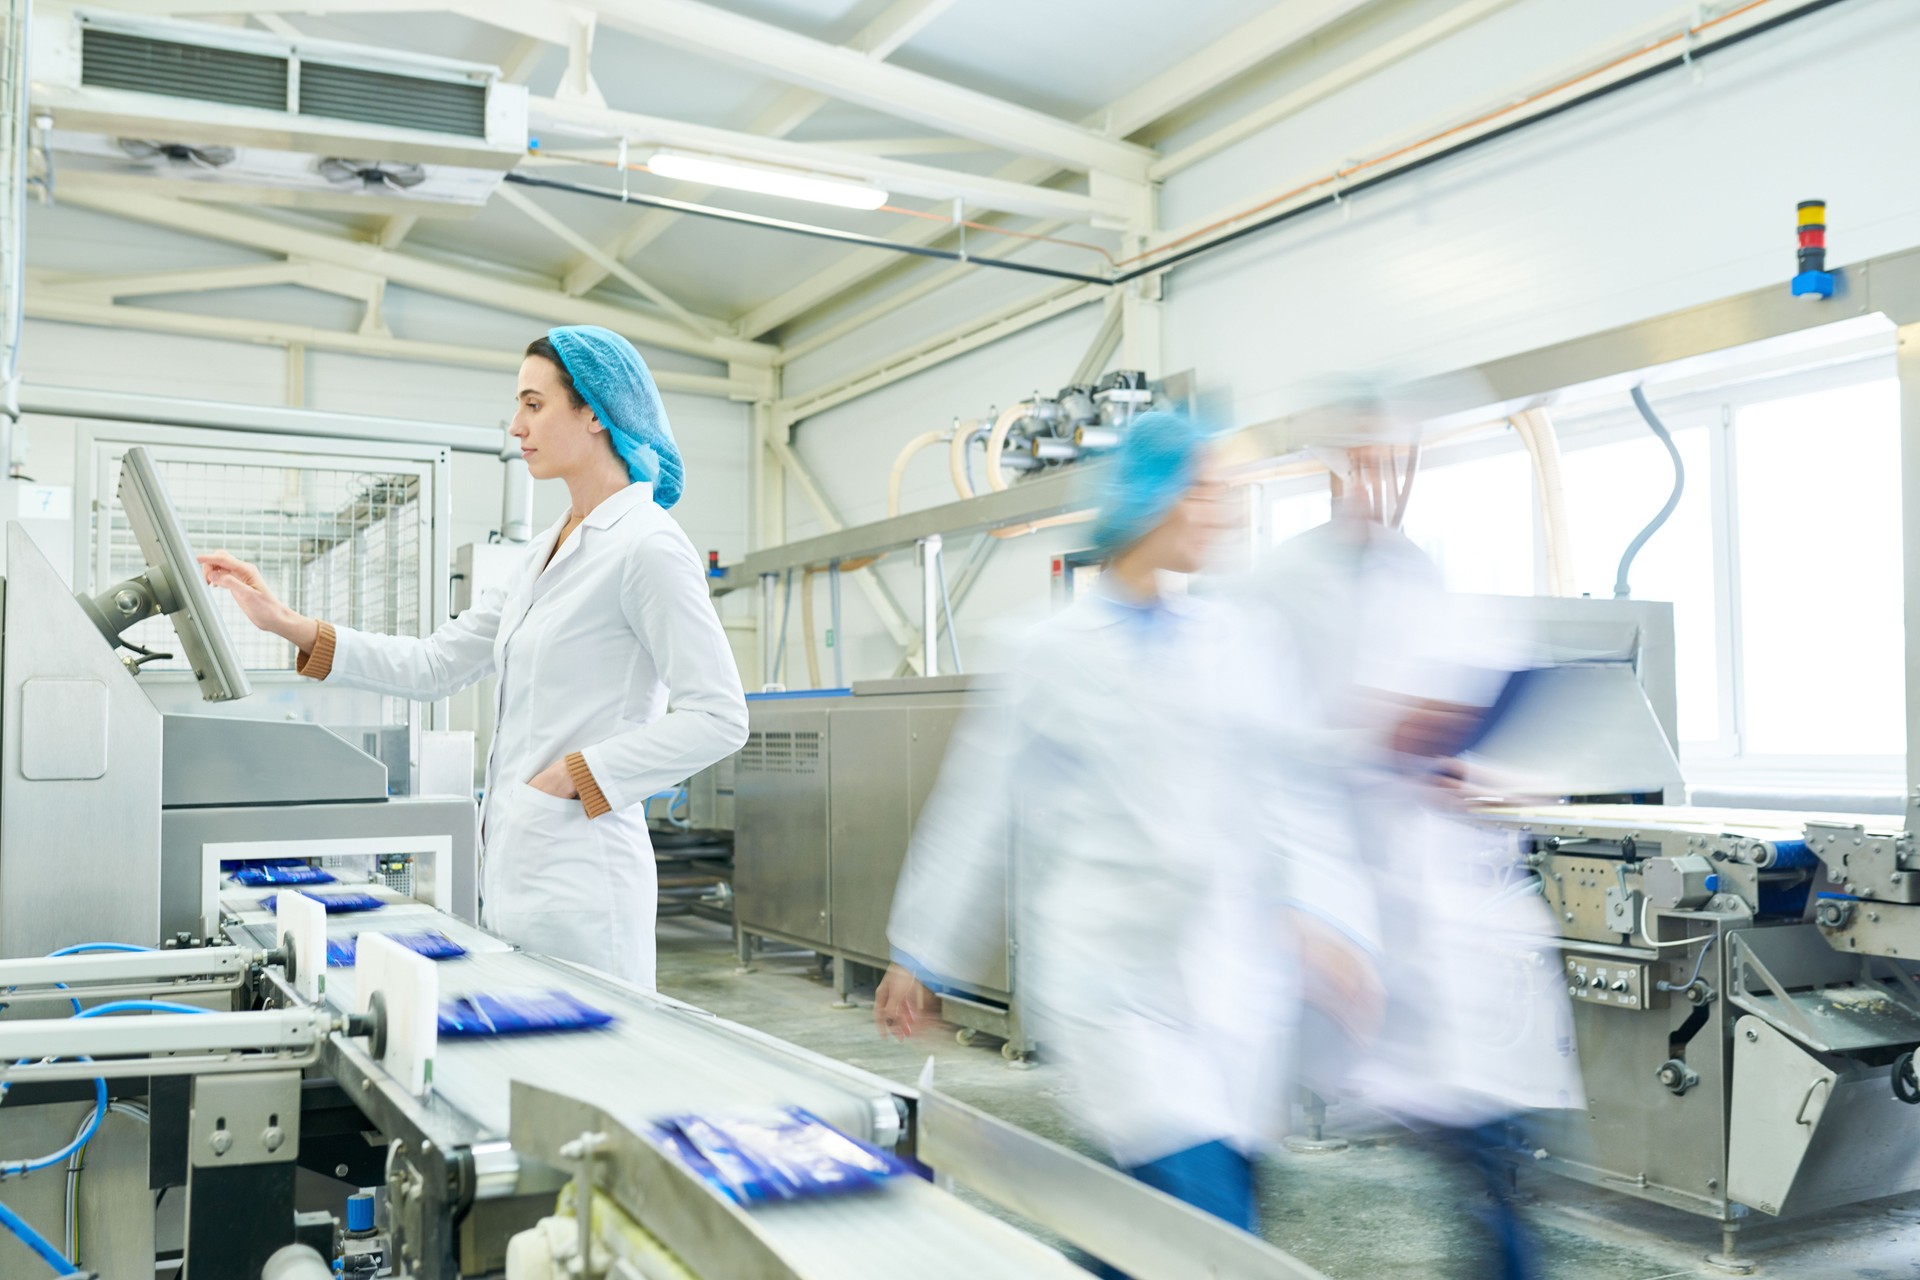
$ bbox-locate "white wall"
[771,0,1920,684]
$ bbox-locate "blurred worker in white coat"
[1258,426,1579,1280]
[876,414,1353,1257]
[202,326,748,988]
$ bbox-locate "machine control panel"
[1564,955,1650,1009]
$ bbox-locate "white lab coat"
[889,586,1305,1168]
[1256,518,1580,1125]
[317,482,747,988]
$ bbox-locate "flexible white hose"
[948,418,987,500]
[1511,408,1574,595]
[982,402,1032,494]
[887,429,951,517]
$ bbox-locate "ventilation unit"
[31,10,527,211]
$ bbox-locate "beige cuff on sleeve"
[566,752,612,819]
[296,621,337,680]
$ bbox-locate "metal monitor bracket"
[75,564,181,663]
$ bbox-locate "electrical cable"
[935,544,963,676]
[0,1197,77,1275]
[502,173,1113,287]
[65,1101,147,1262]
[2,1001,207,1180]
[520,0,1846,296]
[1639,896,1716,950]
[1613,385,1684,599]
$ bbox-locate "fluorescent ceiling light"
[647,150,888,211]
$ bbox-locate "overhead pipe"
[982,402,1034,494]
[887,428,952,517]
[1509,408,1574,594]
[948,416,988,500]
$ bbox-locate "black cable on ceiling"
[512,0,1854,294]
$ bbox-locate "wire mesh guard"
[98,455,427,672]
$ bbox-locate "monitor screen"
[116,446,251,703]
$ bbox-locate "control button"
[1610,980,1629,992]
[1589,976,1605,988]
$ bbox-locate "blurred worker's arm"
[880,655,1045,1040]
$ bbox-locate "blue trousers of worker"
[1428,1120,1539,1280]
[1091,1140,1257,1279]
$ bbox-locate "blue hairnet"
[1088,412,1210,558]
[546,325,683,509]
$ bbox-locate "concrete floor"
[656,917,1920,1279]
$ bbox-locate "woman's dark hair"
[525,336,588,410]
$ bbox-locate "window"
[1267,484,1331,546]
[1558,424,1720,745]
[1734,379,1903,756]
[1402,450,1534,595]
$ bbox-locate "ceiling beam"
[375,215,419,249]
[529,96,1119,224]
[560,0,958,298]
[733,155,1055,339]
[23,293,737,396]
[739,0,1425,343]
[53,173,773,365]
[32,260,384,303]
[776,217,1072,366]
[1099,0,1372,140]
[580,0,1152,179]
[1152,0,1523,179]
[777,282,1104,424]
[493,181,724,339]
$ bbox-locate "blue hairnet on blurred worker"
[203,326,747,987]
[878,413,1347,1271]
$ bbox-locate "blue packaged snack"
[326,931,469,967]
[654,1108,907,1205]
[436,989,615,1037]
[260,890,385,914]
[232,863,337,887]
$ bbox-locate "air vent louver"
[300,62,486,138]
[82,27,288,112]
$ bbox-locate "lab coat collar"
[582,482,655,531]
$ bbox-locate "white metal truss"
[52,172,773,367]
[22,289,732,396]
[581,0,1153,179]
[559,0,958,299]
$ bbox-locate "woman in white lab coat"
[877,415,1338,1250]
[200,326,748,989]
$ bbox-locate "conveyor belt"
[221,882,1092,1279]
[1474,802,1897,841]
[220,885,891,1144]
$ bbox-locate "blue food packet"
[232,863,337,887]
[327,931,469,967]
[260,890,385,914]
[654,1108,906,1205]
[436,989,615,1037]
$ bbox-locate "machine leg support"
[1707,1221,1756,1274]
[733,928,755,974]
[829,956,857,1010]
[1282,1090,1349,1154]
